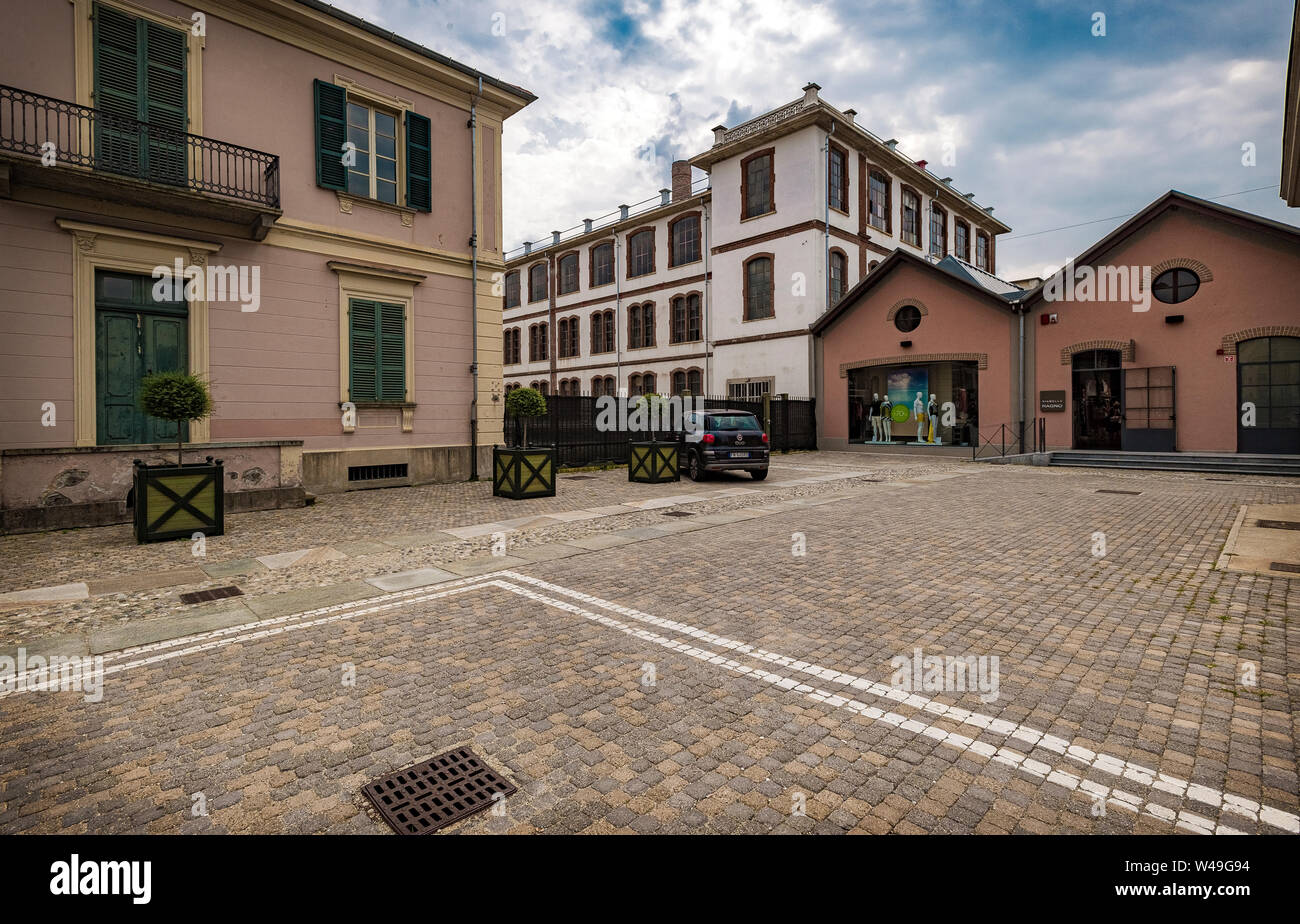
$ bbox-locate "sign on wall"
[1040,390,1066,412]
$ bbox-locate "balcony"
[0,84,280,239]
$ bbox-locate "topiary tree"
[634,392,668,440]
[139,371,213,467]
[505,386,547,447]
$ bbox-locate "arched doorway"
[1072,349,1122,449]
[1238,336,1300,453]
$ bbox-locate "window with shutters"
[348,299,406,402]
[313,78,431,211]
[92,3,188,184]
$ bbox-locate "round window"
[1151,268,1199,304]
[894,305,921,332]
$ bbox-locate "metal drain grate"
[1256,520,1300,531]
[1268,561,1300,574]
[179,585,243,605]
[363,746,515,835]
[1096,489,1142,495]
[662,510,695,517]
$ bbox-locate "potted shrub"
[133,371,224,543]
[628,392,679,484]
[494,386,556,499]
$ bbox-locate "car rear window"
[707,415,761,431]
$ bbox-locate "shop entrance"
[1071,350,1121,450]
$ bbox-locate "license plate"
[729,452,749,458]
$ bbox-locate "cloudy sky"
[326,0,1297,282]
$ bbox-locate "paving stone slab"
[200,558,269,580]
[0,583,89,610]
[0,632,90,663]
[364,567,458,592]
[332,540,394,558]
[256,547,347,570]
[89,602,258,655]
[89,567,209,597]
[507,543,588,562]
[242,581,382,618]
[380,530,454,549]
[609,527,674,541]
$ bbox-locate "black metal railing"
[973,421,1025,460]
[506,394,818,467]
[0,84,279,208]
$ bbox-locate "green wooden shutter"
[143,20,187,185]
[93,2,142,175]
[348,300,378,401]
[377,302,406,400]
[405,110,431,212]
[315,79,347,191]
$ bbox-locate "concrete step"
[1047,450,1300,477]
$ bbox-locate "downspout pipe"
[468,77,482,479]
[1016,299,1026,451]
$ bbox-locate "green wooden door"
[94,271,189,445]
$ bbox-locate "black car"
[682,409,769,481]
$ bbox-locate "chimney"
[801,82,821,105]
[843,108,856,124]
[885,138,898,149]
[712,124,727,145]
[985,206,995,214]
[914,159,928,171]
[671,160,692,201]
[523,241,532,255]
[964,192,975,199]
[551,230,561,246]
[583,218,593,233]
[940,177,952,185]
[660,188,671,206]
[619,204,630,221]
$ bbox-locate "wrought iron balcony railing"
[0,84,280,209]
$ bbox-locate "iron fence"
[506,394,817,467]
[972,418,1046,459]
[0,84,280,208]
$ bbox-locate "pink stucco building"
[0,0,533,531]
[815,191,1300,457]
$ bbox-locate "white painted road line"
[499,571,1299,835]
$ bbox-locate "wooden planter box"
[493,446,556,499]
[628,440,680,483]
[133,458,225,544]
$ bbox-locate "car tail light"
[703,433,715,444]
[762,433,769,443]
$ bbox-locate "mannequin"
[927,394,939,443]
[868,392,882,443]
[880,396,893,442]
[913,392,925,443]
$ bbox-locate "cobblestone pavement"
[0,452,957,647]
[0,461,1296,834]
